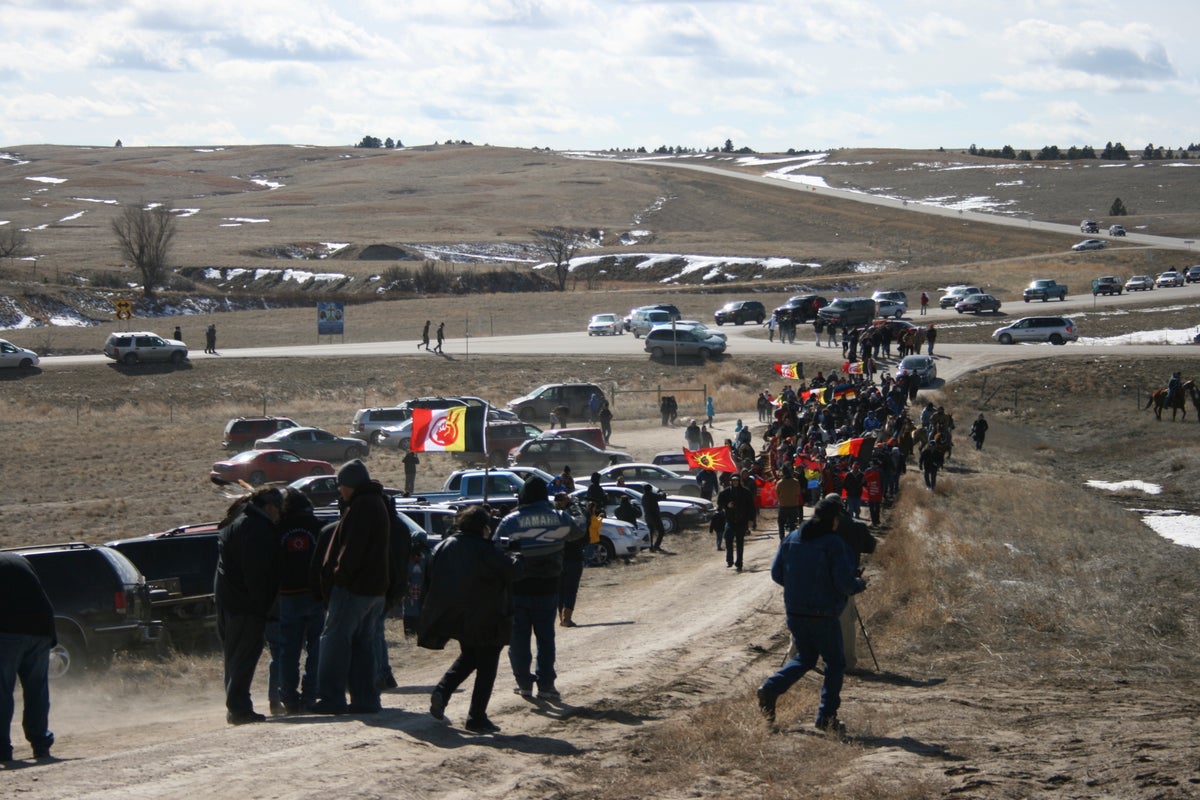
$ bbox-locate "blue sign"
[317,302,344,336]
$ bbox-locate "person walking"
[684,418,702,451]
[214,486,283,724]
[434,322,445,354]
[813,316,824,347]
[756,496,866,733]
[705,396,715,426]
[969,413,989,450]
[173,325,182,341]
[919,443,944,490]
[419,320,430,351]
[642,484,667,552]
[493,477,584,701]
[926,323,938,356]
[0,552,56,761]
[717,473,756,572]
[919,292,929,315]
[598,400,613,444]
[268,489,326,715]
[311,459,390,715]
[587,392,601,424]
[775,467,804,541]
[402,450,419,496]
[205,324,217,355]
[766,315,777,342]
[421,506,524,735]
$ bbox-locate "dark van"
[817,298,876,328]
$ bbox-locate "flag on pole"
[799,388,826,405]
[773,362,801,380]
[832,386,857,401]
[410,406,487,452]
[825,437,865,459]
[683,446,738,473]
[842,361,863,375]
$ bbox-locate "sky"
[2,0,1198,152]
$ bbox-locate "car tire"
[1049,334,1065,345]
[957,309,964,314]
[998,333,1013,345]
[587,540,612,567]
[123,352,139,365]
[716,320,725,326]
[19,357,33,368]
[755,316,764,325]
[651,346,665,359]
[345,445,366,460]
[170,350,184,366]
[48,629,86,681]
[370,430,387,445]
[518,407,535,422]
[661,515,678,534]
[249,470,267,485]
[697,348,711,361]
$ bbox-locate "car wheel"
[716,320,725,326]
[122,352,139,365]
[518,407,535,422]
[170,350,184,366]
[1049,334,1065,345]
[19,357,33,368]
[345,445,366,460]
[697,348,711,361]
[369,430,387,445]
[894,311,903,319]
[587,540,612,567]
[48,629,86,680]
[999,333,1013,345]
[248,470,267,486]
[957,309,964,314]
[651,346,665,359]
[755,316,764,325]
[661,515,678,534]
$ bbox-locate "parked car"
[254,426,368,462]
[992,316,1078,345]
[1072,239,1106,251]
[540,426,607,451]
[449,420,543,466]
[955,293,1002,314]
[210,449,334,486]
[896,354,938,386]
[1109,224,1126,236]
[1124,274,1154,292]
[106,524,221,650]
[651,450,695,474]
[587,313,623,336]
[817,297,876,328]
[596,463,702,496]
[349,397,511,444]
[222,416,299,451]
[0,338,39,368]
[508,436,632,473]
[773,294,827,324]
[714,300,765,326]
[871,290,908,311]
[508,382,606,423]
[288,474,358,508]
[570,485,704,534]
[102,331,188,365]
[1156,270,1184,288]
[938,285,983,308]
[1091,276,1124,296]
[1080,219,1099,234]
[644,325,727,360]
[3,543,162,679]
[874,298,906,318]
[1186,265,1200,284]
[629,308,675,337]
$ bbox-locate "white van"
[630,309,674,337]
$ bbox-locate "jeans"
[724,523,747,569]
[761,614,845,722]
[924,467,938,490]
[509,593,558,691]
[0,633,53,759]
[845,495,862,519]
[316,587,385,711]
[777,506,800,541]
[271,594,325,708]
[558,561,584,612]
[218,608,267,716]
[437,644,503,723]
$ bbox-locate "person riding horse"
[1167,372,1182,408]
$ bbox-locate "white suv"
[103,331,188,365]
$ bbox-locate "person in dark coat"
[0,552,56,760]
[554,493,586,628]
[642,484,667,552]
[214,486,283,724]
[421,506,524,735]
[419,320,430,350]
[969,413,989,450]
[717,473,756,571]
[756,496,865,733]
[919,442,944,490]
[311,459,390,715]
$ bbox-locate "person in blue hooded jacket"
[755,495,865,733]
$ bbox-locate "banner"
[317,302,344,336]
[683,446,738,473]
[410,406,487,453]
[825,437,865,459]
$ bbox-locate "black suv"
[773,295,827,324]
[714,300,765,326]
[3,543,163,678]
[107,524,222,650]
[223,416,299,451]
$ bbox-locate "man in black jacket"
[0,552,56,760]
[717,472,756,572]
[421,506,524,734]
[215,486,283,724]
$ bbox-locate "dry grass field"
[3,146,1200,798]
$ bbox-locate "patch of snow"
[173,208,200,218]
[995,180,1024,186]
[47,312,91,327]
[195,148,225,153]
[71,197,119,204]
[1086,479,1162,494]
[854,262,891,274]
[59,210,87,222]
[768,172,830,188]
[736,153,827,167]
[320,242,350,256]
[26,176,67,184]
[1077,326,1199,346]
[1098,163,1126,168]
[224,217,269,224]
[280,268,343,283]
[1140,511,1200,549]
[1161,162,1200,167]
[249,177,285,190]
[0,152,31,165]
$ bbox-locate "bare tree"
[531,227,586,291]
[0,226,31,268]
[112,202,177,297]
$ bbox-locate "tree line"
[968,142,1200,161]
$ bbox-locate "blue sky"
[1,0,1197,152]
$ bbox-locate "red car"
[210,449,334,486]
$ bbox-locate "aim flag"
[410,406,487,453]
[799,388,826,405]
[683,446,738,473]
[773,362,801,380]
[825,437,865,459]
[842,361,863,375]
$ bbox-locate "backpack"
[279,525,319,593]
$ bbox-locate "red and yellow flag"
[683,446,738,473]
[825,437,865,459]
[773,363,800,380]
[410,406,486,452]
[833,387,857,401]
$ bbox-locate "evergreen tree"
[1109,198,1127,216]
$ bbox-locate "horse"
[1145,379,1198,421]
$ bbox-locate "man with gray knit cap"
[311,459,390,714]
